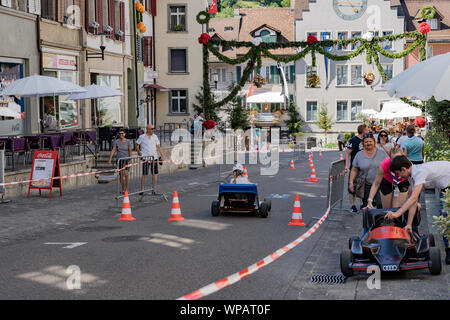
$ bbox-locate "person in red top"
[367,145,410,209]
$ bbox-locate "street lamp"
[86,32,110,61]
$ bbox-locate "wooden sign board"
[27,150,62,198]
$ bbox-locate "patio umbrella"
[0,74,87,97]
[360,109,377,115]
[392,106,422,119]
[384,52,450,101]
[66,84,123,100]
[374,111,396,120]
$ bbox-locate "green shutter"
[274,67,280,84]
[290,65,295,83]
[270,66,275,84]
[236,66,241,83]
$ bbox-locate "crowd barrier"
[327,159,346,211]
[0,150,8,203]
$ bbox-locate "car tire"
[259,202,269,218]
[428,234,436,247]
[211,200,220,217]
[340,249,353,277]
[428,247,441,275]
[348,236,359,250]
[264,198,272,211]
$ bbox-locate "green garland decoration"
[200,12,431,113]
[420,5,436,20]
[196,11,211,24]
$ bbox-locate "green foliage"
[324,142,338,149]
[235,1,263,8]
[424,129,450,161]
[192,86,221,125]
[315,103,333,133]
[432,189,450,240]
[280,0,290,7]
[426,98,450,141]
[284,100,303,137]
[226,94,250,131]
[215,7,234,18]
[343,132,355,145]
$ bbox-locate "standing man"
[337,131,344,151]
[401,125,424,164]
[345,124,369,213]
[135,125,165,195]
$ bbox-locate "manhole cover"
[101,235,150,242]
[76,226,122,232]
[309,273,346,285]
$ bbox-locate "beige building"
[153,0,208,131]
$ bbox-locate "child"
[230,163,251,184]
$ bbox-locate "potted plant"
[363,72,375,85]
[307,72,320,88]
[173,24,184,31]
[253,74,265,88]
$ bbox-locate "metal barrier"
[115,155,168,206]
[0,150,10,203]
[327,159,346,211]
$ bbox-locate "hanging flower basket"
[253,74,265,88]
[363,72,375,85]
[307,73,320,88]
[198,33,211,45]
[418,22,431,34]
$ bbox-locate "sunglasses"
[379,134,388,137]
[363,133,374,138]
[119,132,126,135]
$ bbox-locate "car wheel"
[428,234,436,247]
[264,198,272,211]
[211,200,220,217]
[259,202,269,218]
[340,249,353,277]
[428,247,441,275]
[348,236,359,250]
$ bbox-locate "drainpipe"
[133,0,140,123]
[152,12,156,127]
[36,16,43,134]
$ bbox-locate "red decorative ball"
[198,33,211,45]
[419,22,431,34]
[307,35,318,45]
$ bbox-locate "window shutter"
[136,35,142,62]
[145,0,150,13]
[119,1,124,41]
[144,36,152,67]
[108,0,115,38]
[236,66,241,83]
[95,0,103,34]
[290,65,295,83]
[28,0,36,13]
[270,66,275,84]
[84,0,89,30]
[141,37,145,63]
[57,0,65,23]
[150,0,156,16]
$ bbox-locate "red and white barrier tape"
[177,206,330,300]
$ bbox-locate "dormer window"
[224,26,233,32]
[426,19,438,30]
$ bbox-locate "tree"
[284,100,303,139]
[280,0,290,7]
[315,103,333,145]
[226,94,250,131]
[192,86,221,124]
[426,97,450,142]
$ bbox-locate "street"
[0,151,448,300]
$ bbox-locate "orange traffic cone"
[118,191,136,221]
[168,191,185,221]
[309,165,318,182]
[309,160,314,169]
[288,194,306,226]
[289,158,295,169]
[339,152,343,160]
[243,166,248,177]
[319,151,323,157]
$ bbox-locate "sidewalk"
[285,179,449,300]
[0,164,228,248]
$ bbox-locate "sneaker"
[350,205,358,213]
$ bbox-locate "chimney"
[234,8,240,18]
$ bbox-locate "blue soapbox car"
[211,184,271,218]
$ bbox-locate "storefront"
[90,73,123,127]
[41,52,80,131]
[0,59,25,136]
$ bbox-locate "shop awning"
[246,91,285,104]
[144,83,169,91]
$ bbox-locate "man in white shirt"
[135,125,165,195]
[386,155,450,264]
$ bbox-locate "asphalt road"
[0,150,335,299]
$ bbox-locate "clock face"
[332,0,368,20]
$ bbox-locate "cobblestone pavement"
[285,182,450,300]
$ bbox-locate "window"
[41,0,56,20]
[306,101,318,122]
[306,32,318,39]
[144,36,152,67]
[169,49,187,73]
[337,32,348,51]
[336,65,348,86]
[306,65,317,86]
[320,32,331,41]
[96,74,122,126]
[427,19,438,30]
[382,64,393,83]
[336,101,348,121]
[382,31,393,50]
[351,101,362,121]
[351,31,361,51]
[169,5,186,31]
[351,65,363,85]
[170,90,187,114]
[224,26,233,32]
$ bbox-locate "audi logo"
[382,265,398,271]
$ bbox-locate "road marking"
[267,194,290,199]
[44,242,87,249]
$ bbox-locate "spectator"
[401,125,424,164]
[135,125,165,195]
[349,133,388,209]
[396,130,408,146]
[345,124,369,213]
[108,129,133,194]
[367,144,409,209]
[337,131,344,151]
[230,163,251,184]
[377,129,393,156]
[386,155,450,264]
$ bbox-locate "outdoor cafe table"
[0,137,30,171]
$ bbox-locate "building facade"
[153,0,208,130]
[293,0,405,143]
